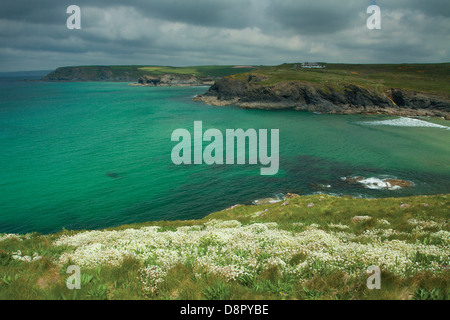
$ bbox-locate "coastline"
[193,95,450,120]
[194,94,450,119]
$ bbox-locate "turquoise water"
[1,78,450,234]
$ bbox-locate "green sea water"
[1,77,449,234]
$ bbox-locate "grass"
[44,65,257,81]
[0,194,449,300]
[43,63,450,100]
[138,65,257,78]
[230,63,450,100]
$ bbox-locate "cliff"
[132,74,214,87]
[41,65,256,83]
[41,66,148,82]
[194,64,450,119]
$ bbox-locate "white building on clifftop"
[301,62,325,69]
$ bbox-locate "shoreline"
[194,95,450,119]
[129,83,214,87]
[1,192,448,236]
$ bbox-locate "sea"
[1,72,449,234]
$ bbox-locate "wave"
[360,117,450,129]
[252,193,285,205]
[311,191,374,199]
[341,176,415,191]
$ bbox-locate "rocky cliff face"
[42,66,141,82]
[195,76,450,119]
[136,74,209,86]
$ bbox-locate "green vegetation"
[231,63,450,99]
[0,194,448,300]
[138,65,257,78]
[42,65,149,81]
[42,63,450,101]
[43,65,257,81]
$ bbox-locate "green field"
[230,63,450,99]
[1,194,448,300]
[138,65,257,78]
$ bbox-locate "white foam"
[358,178,398,190]
[252,193,285,205]
[342,176,414,191]
[252,198,282,205]
[361,117,450,129]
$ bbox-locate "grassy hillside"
[42,65,257,81]
[1,194,448,300]
[138,65,257,78]
[230,63,450,99]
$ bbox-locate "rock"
[342,176,414,190]
[136,74,204,86]
[342,176,364,183]
[384,179,414,188]
[351,216,372,223]
[196,76,450,118]
[286,193,300,199]
[138,75,161,85]
[106,172,120,179]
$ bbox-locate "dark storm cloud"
[0,0,256,29]
[402,0,450,17]
[0,0,448,71]
[128,0,256,29]
[264,0,361,35]
[0,0,67,25]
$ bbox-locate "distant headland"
[41,63,450,119]
[194,63,450,119]
[40,65,257,83]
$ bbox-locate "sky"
[0,0,449,71]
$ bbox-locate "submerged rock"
[342,176,414,190]
[106,172,120,179]
[342,176,364,183]
[384,179,414,188]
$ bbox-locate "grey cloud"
[0,0,257,29]
[0,0,448,71]
[391,0,450,18]
[264,0,363,35]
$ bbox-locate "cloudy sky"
[0,0,449,71]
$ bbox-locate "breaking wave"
[360,117,450,129]
[341,176,415,191]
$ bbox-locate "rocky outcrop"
[134,74,208,87]
[194,76,450,119]
[342,176,415,190]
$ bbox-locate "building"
[301,62,325,69]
